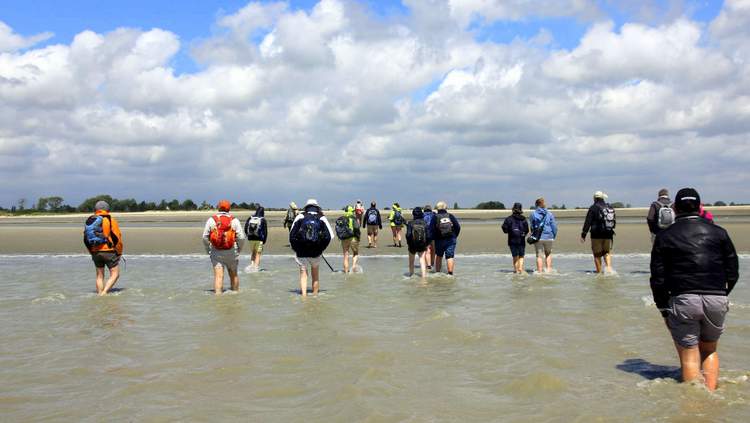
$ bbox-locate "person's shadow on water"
[616,358,680,381]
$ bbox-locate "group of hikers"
[82,187,738,391]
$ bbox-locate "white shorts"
[295,256,321,268]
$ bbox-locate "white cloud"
[0,21,53,53]
[1,1,750,207]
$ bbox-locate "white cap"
[594,191,608,200]
[305,198,319,208]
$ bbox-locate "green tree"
[611,202,625,208]
[714,201,727,207]
[78,195,113,212]
[475,201,505,209]
[181,199,197,211]
[46,196,64,211]
[453,202,460,209]
[36,197,49,211]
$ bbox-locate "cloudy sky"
[1,0,749,209]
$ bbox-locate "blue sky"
[1,0,748,208]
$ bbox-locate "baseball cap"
[594,191,608,200]
[675,188,700,212]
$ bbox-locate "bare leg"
[545,254,553,273]
[352,254,359,271]
[536,256,543,273]
[228,267,239,291]
[699,341,719,391]
[418,251,427,278]
[343,249,350,273]
[435,256,443,273]
[213,264,224,295]
[446,258,455,275]
[368,232,374,247]
[311,265,320,295]
[593,256,602,273]
[425,244,433,268]
[99,266,120,296]
[519,256,525,273]
[391,227,398,246]
[252,250,262,268]
[299,265,308,297]
[408,252,415,276]
[675,343,703,386]
[396,227,402,246]
[373,230,378,248]
[603,253,613,273]
[95,267,105,294]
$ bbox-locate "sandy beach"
[2,207,749,255]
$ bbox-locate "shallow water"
[1,254,748,422]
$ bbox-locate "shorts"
[408,242,427,255]
[295,256,321,268]
[534,240,553,258]
[667,294,728,348]
[91,251,121,269]
[342,237,360,256]
[367,225,379,235]
[591,238,613,258]
[248,240,263,254]
[435,238,457,259]
[210,250,239,272]
[509,244,525,258]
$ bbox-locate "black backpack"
[436,212,454,238]
[335,216,354,240]
[293,212,330,251]
[510,217,525,239]
[392,209,405,226]
[410,219,428,249]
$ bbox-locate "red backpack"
[209,214,236,250]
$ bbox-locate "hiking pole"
[321,255,335,272]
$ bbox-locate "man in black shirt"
[650,188,739,391]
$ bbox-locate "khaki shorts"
[248,240,263,254]
[342,237,359,255]
[210,250,239,272]
[295,256,321,268]
[367,225,379,235]
[534,240,553,258]
[591,238,613,258]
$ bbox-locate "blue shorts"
[509,244,525,257]
[435,238,457,259]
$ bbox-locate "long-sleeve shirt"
[362,207,382,229]
[581,200,613,240]
[646,196,672,234]
[202,212,246,254]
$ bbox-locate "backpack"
[84,215,110,247]
[335,215,354,240]
[285,208,296,223]
[598,204,616,232]
[294,212,330,250]
[437,212,454,238]
[209,214,236,250]
[392,209,405,226]
[410,219,428,249]
[510,217,525,239]
[245,216,263,240]
[366,209,378,225]
[656,202,675,229]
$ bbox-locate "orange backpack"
[209,214,236,250]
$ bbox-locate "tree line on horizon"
[1,196,746,215]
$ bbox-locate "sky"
[1,0,748,209]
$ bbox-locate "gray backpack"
[657,202,675,229]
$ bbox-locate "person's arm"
[110,217,124,254]
[581,207,594,240]
[260,219,268,244]
[649,237,670,314]
[377,211,382,229]
[550,214,558,239]
[524,218,529,235]
[723,232,739,294]
[451,214,460,237]
[202,219,213,254]
[646,202,658,233]
[233,219,246,253]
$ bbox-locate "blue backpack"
[292,212,331,256]
[83,215,110,247]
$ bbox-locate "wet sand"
[2,207,749,255]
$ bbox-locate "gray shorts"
[667,294,729,348]
[534,240,553,257]
[210,250,239,272]
[91,251,121,269]
[295,256,321,268]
